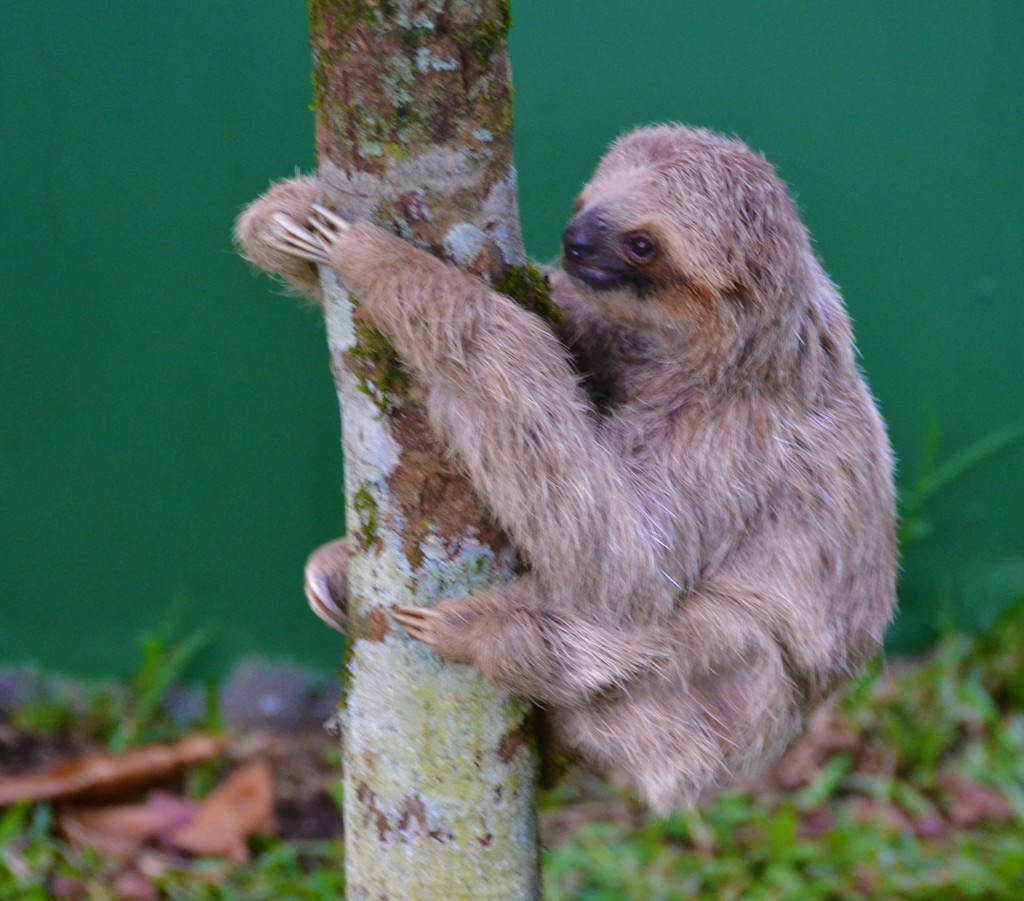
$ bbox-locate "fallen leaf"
[540,799,642,845]
[799,805,836,838]
[850,799,914,832]
[148,791,202,846]
[938,770,1015,828]
[758,708,860,792]
[0,734,224,806]
[59,792,198,860]
[171,759,275,863]
[854,740,900,779]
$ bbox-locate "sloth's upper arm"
[337,226,660,608]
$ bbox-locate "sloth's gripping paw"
[269,204,351,265]
[303,538,351,635]
[393,601,479,664]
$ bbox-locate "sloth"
[236,125,897,812]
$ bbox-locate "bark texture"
[307,1,541,897]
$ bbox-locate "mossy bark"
[308,2,541,898]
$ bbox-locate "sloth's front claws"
[307,205,353,253]
[394,605,474,663]
[270,212,330,264]
[311,203,351,234]
[393,606,443,644]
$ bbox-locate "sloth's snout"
[562,206,637,292]
[562,210,606,263]
[563,223,595,262]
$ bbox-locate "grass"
[10,621,218,755]
[897,420,1024,547]
[3,605,1024,899]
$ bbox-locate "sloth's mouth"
[577,265,624,290]
[563,257,631,291]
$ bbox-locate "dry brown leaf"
[540,799,642,845]
[171,759,275,864]
[0,734,224,806]
[59,792,197,860]
[853,740,900,779]
[850,798,914,832]
[939,770,1015,828]
[757,707,860,792]
[798,805,836,838]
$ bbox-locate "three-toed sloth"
[236,125,896,813]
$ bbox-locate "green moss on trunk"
[498,264,562,326]
[347,320,409,415]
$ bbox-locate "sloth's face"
[561,206,661,297]
[560,181,724,341]
[561,124,818,349]
[560,158,731,315]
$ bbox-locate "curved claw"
[271,212,330,263]
[273,212,321,245]
[267,235,330,264]
[311,203,351,232]
[393,606,443,645]
[306,216,339,245]
[394,605,442,623]
[305,572,346,634]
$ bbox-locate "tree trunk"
[307,2,544,898]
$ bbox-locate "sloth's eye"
[623,232,657,265]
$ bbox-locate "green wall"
[2,2,1021,677]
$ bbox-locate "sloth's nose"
[563,215,602,262]
[563,227,594,262]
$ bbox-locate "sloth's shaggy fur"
[236,125,896,812]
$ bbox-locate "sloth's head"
[563,125,815,348]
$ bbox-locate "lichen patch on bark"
[342,635,538,897]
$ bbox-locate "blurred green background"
[1,2,1021,678]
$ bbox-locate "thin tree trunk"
[307,2,545,897]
